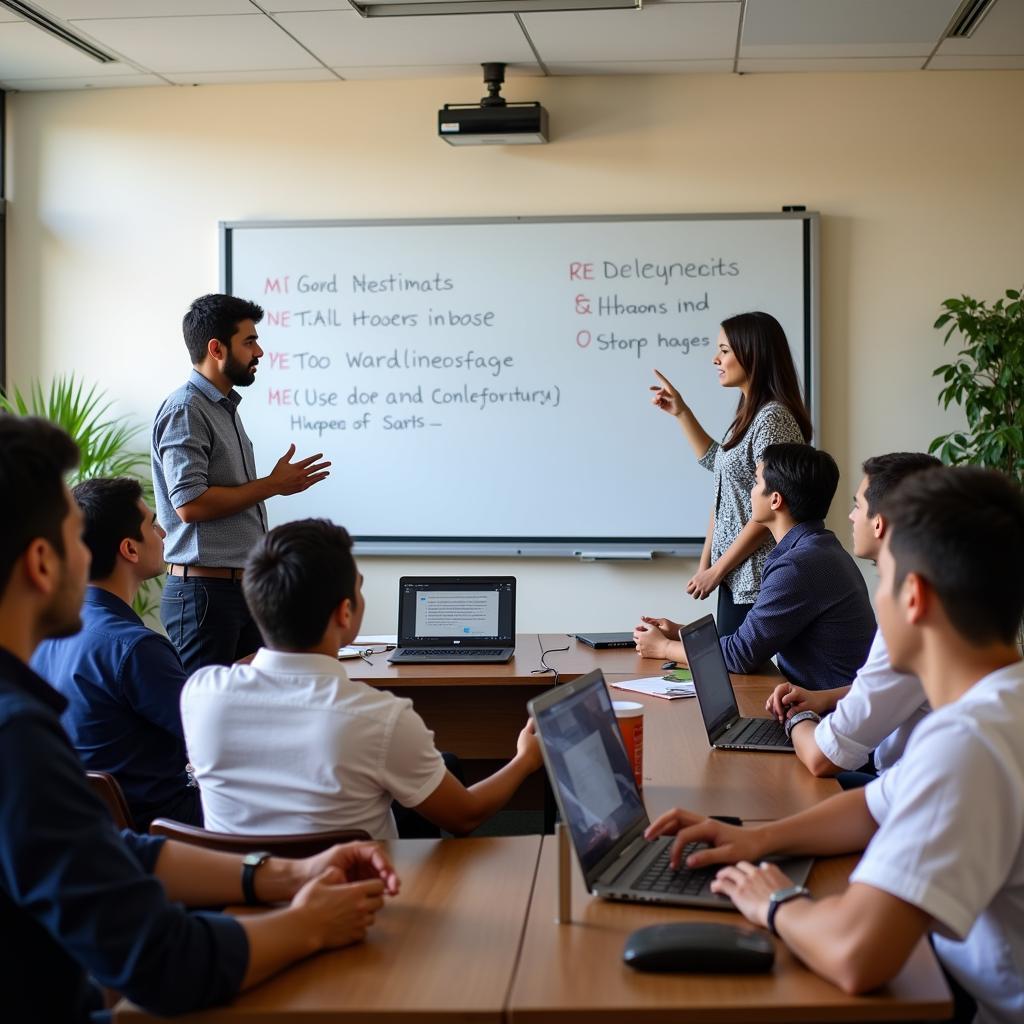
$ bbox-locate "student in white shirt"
[182,519,544,839]
[765,452,938,781]
[645,466,1024,1023]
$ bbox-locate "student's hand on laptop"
[633,618,672,659]
[516,719,544,772]
[644,808,766,871]
[290,869,386,949]
[765,683,832,721]
[710,861,795,930]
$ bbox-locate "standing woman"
[650,311,812,636]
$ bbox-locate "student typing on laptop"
[644,467,1024,1024]
[634,444,875,692]
[182,520,543,839]
[764,453,938,786]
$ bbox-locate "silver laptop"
[529,670,812,908]
[388,576,516,663]
[681,615,793,752]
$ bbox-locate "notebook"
[680,615,793,752]
[387,576,516,663]
[529,669,811,908]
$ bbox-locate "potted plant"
[0,375,160,621]
[930,286,1024,485]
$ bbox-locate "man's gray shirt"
[151,370,266,567]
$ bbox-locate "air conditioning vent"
[947,0,998,39]
[0,0,118,63]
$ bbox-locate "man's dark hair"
[72,478,145,581]
[243,519,357,650]
[886,466,1024,646]
[761,443,840,523]
[0,415,79,597]
[862,452,942,518]
[182,293,264,365]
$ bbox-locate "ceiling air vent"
[946,0,998,38]
[0,0,117,63]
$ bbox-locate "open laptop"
[388,576,516,663]
[529,670,812,908]
[680,615,792,752]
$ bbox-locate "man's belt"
[167,564,244,581]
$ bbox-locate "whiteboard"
[221,214,819,556]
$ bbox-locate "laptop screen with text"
[397,577,515,646]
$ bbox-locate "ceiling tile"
[0,72,165,89]
[937,0,1024,56]
[67,13,321,72]
[549,58,732,74]
[163,67,338,83]
[521,2,740,62]
[738,56,925,72]
[741,0,962,58]
[929,54,1024,70]
[277,9,534,65]
[334,62,543,78]
[0,21,139,78]
[37,1,254,16]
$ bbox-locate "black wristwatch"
[766,884,811,936]
[242,850,272,906]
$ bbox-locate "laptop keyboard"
[400,648,504,657]
[633,843,715,896]
[733,717,790,747]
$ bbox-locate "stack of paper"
[610,676,696,700]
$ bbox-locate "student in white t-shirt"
[765,452,938,781]
[645,466,1024,1024]
[181,519,543,839]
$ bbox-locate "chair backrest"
[148,818,371,858]
[86,771,136,831]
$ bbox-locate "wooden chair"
[86,770,136,831]
[148,819,371,857]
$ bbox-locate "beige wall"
[6,70,1023,632]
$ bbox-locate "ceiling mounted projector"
[438,63,548,146]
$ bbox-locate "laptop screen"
[397,576,515,646]
[532,672,646,876]
[680,615,740,739]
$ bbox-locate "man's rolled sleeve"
[155,404,211,508]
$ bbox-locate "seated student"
[646,466,1024,1022]
[764,452,939,783]
[0,415,399,1023]
[181,519,544,838]
[31,477,200,829]
[634,444,876,691]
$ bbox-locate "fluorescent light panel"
[350,0,638,17]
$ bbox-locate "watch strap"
[242,851,272,906]
[767,886,811,936]
[784,709,821,738]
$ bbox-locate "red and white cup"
[612,700,645,791]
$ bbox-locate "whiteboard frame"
[220,212,820,558]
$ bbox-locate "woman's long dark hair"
[720,311,812,451]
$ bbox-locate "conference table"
[116,636,952,1022]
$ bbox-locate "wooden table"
[351,635,839,820]
[117,835,543,1024]
[507,838,952,1023]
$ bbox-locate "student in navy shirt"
[635,444,875,691]
[0,414,398,1023]
[32,477,201,829]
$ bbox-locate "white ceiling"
[0,0,1020,91]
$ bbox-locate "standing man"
[153,294,331,672]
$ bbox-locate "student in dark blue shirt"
[635,444,876,691]
[0,414,398,1023]
[32,477,200,829]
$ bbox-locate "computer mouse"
[622,922,775,973]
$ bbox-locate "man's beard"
[225,353,258,387]
[38,565,84,641]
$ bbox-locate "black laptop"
[388,576,516,663]
[680,615,793,752]
[529,670,811,907]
